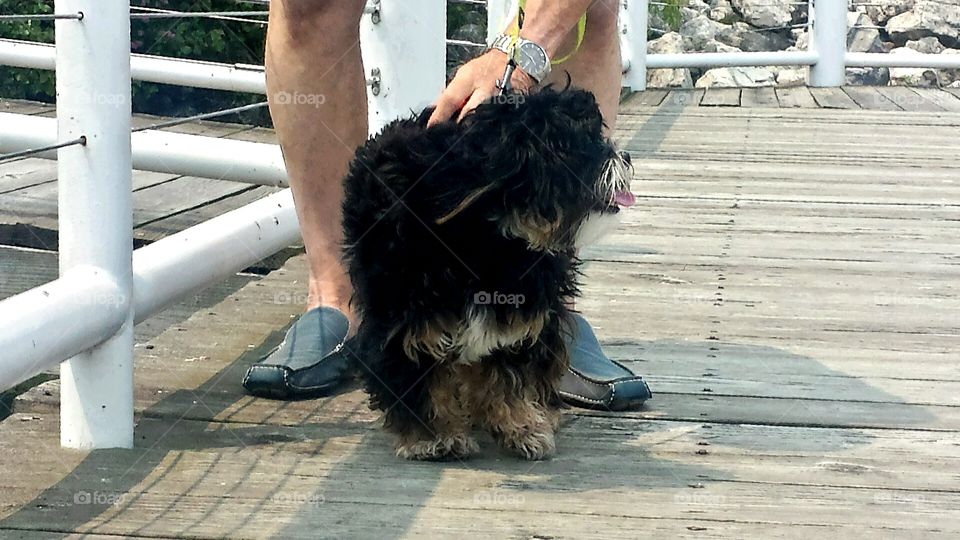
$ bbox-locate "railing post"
[808,0,847,87]
[361,0,446,134]
[56,0,135,449]
[621,0,648,91]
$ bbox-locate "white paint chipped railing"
[0,0,958,449]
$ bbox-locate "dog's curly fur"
[341,88,630,460]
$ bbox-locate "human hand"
[427,50,537,126]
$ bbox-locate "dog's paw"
[499,429,556,461]
[396,433,480,461]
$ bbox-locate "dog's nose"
[619,151,632,166]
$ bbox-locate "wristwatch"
[488,34,552,83]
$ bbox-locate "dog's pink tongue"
[614,190,636,208]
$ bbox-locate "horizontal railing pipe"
[0,38,266,94]
[646,51,820,69]
[846,52,960,69]
[132,189,300,323]
[0,112,287,186]
[0,266,127,391]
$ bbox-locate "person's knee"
[272,0,366,43]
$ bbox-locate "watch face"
[518,41,548,78]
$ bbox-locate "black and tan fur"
[342,88,631,460]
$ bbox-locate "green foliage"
[652,0,685,32]
[0,0,269,123]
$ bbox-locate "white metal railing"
[0,0,958,449]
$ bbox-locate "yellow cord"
[515,0,587,66]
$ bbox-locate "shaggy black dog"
[342,88,634,460]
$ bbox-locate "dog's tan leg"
[394,364,479,461]
[463,362,561,461]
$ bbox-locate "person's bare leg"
[265,0,367,330]
[541,0,622,131]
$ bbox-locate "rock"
[701,39,742,54]
[649,11,669,36]
[731,0,794,29]
[647,32,694,88]
[905,37,946,54]
[680,15,728,50]
[936,49,960,85]
[790,30,810,51]
[695,66,776,88]
[847,13,885,54]
[716,21,792,52]
[888,47,941,86]
[707,0,736,23]
[887,1,960,47]
[775,67,806,87]
[681,2,711,24]
[863,0,915,26]
[846,67,891,86]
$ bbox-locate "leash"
[496,1,587,96]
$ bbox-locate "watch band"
[488,34,551,83]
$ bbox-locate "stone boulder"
[682,1,711,24]
[731,0,794,29]
[680,15,727,50]
[847,13,885,54]
[862,0,915,26]
[707,0,736,24]
[647,32,694,88]
[936,49,960,86]
[905,36,946,54]
[775,67,806,87]
[695,66,776,87]
[716,21,792,52]
[846,67,891,86]
[887,1,960,47]
[888,47,942,86]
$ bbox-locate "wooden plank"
[740,87,779,108]
[2,413,959,538]
[0,173,251,237]
[639,88,668,107]
[701,88,742,107]
[0,99,55,116]
[133,185,281,243]
[620,89,667,109]
[0,159,58,195]
[660,88,704,107]
[875,86,944,112]
[775,86,818,108]
[809,87,859,109]
[841,86,903,111]
[910,87,960,112]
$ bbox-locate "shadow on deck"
[1,88,959,538]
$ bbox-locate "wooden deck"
[1,87,959,539]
